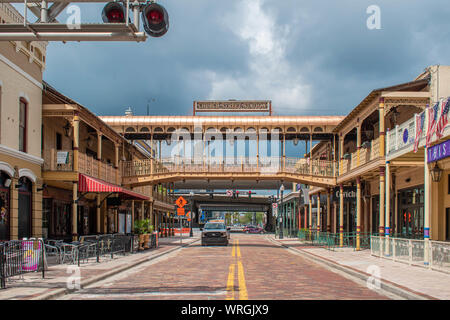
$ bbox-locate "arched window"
[18,176,32,239]
[0,171,11,240]
[19,98,28,152]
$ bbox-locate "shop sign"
[56,151,69,164]
[427,139,450,163]
[332,187,356,202]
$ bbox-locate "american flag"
[426,102,440,147]
[413,112,425,153]
[435,97,450,139]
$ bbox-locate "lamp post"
[189,191,194,237]
[279,184,285,239]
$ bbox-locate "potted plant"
[143,219,152,249]
[134,220,147,250]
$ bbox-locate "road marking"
[226,263,235,300]
[237,260,248,300]
[236,239,241,257]
[232,240,236,257]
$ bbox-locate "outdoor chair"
[60,243,78,264]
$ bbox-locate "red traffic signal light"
[142,3,169,37]
[102,2,126,23]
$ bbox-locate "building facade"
[0,3,47,240]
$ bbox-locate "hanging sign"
[56,151,69,164]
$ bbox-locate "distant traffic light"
[248,190,252,199]
[142,3,169,37]
[102,2,126,23]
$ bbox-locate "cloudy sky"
[37,0,450,117]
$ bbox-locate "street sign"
[186,211,191,221]
[177,207,185,216]
[175,196,187,208]
[226,190,233,197]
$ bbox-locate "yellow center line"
[237,260,248,300]
[236,239,241,257]
[226,239,248,300]
[225,263,235,300]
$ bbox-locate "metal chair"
[60,244,78,264]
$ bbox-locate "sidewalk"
[269,235,450,300]
[0,235,200,300]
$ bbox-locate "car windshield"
[204,223,225,230]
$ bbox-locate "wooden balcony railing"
[122,156,337,178]
[43,149,120,184]
[338,137,381,176]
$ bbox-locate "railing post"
[429,240,433,269]
[409,239,412,265]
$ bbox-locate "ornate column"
[96,194,101,234]
[317,193,321,234]
[379,97,386,237]
[309,195,312,234]
[379,167,385,236]
[357,123,361,166]
[356,177,362,251]
[385,160,391,255]
[327,189,331,233]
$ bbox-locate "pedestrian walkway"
[0,235,200,300]
[269,235,450,300]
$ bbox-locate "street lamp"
[189,191,194,237]
[279,184,285,239]
[430,163,443,183]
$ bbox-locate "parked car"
[229,225,245,232]
[243,225,265,234]
[201,222,229,246]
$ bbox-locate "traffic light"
[142,3,169,37]
[235,190,239,199]
[102,2,127,23]
[248,190,252,199]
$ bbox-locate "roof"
[332,77,430,133]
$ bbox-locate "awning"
[78,174,149,201]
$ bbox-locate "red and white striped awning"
[78,174,149,200]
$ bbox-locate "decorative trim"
[18,92,30,103]
[0,161,15,177]
[0,144,44,165]
[18,168,37,183]
[0,53,42,89]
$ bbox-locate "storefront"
[0,171,11,241]
[332,186,357,233]
[427,139,450,241]
[397,186,424,239]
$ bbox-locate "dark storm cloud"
[43,0,450,117]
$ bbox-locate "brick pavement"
[62,233,389,300]
[0,235,199,300]
[270,235,450,300]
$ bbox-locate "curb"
[35,238,200,300]
[266,236,434,300]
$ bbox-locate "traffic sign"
[175,196,187,208]
[177,207,185,216]
[186,211,191,221]
[226,190,233,197]
[272,203,278,209]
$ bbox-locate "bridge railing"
[122,157,337,178]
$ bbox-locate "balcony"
[43,149,120,185]
[339,137,381,176]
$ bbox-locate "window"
[56,132,62,150]
[19,99,27,152]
